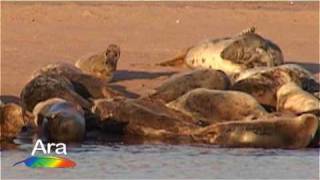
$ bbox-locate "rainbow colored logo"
[13,156,76,168]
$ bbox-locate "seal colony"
[1,29,319,149]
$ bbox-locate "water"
[1,142,319,179]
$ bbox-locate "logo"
[13,139,76,168]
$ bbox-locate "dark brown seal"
[20,74,92,113]
[33,98,86,142]
[31,63,122,99]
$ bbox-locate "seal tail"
[157,48,190,67]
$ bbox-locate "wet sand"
[1,1,319,99]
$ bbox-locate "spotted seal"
[192,113,318,149]
[231,64,320,109]
[147,69,230,103]
[33,98,85,142]
[75,44,120,81]
[158,27,283,75]
[166,88,268,125]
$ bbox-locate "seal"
[31,63,122,99]
[147,69,230,103]
[33,98,86,142]
[158,27,283,75]
[75,44,121,81]
[192,113,318,149]
[277,82,320,115]
[92,97,198,142]
[231,64,320,108]
[20,74,92,113]
[0,103,34,141]
[166,88,268,125]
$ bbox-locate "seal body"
[148,69,230,103]
[167,88,268,124]
[20,74,91,113]
[75,44,120,81]
[92,98,197,142]
[31,63,122,99]
[0,103,34,141]
[192,113,318,149]
[232,64,320,108]
[33,98,86,142]
[277,82,320,115]
[159,27,283,75]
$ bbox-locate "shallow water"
[1,142,319,179]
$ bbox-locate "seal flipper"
[157,48,191,67]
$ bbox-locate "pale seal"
[75,44,120,81]
[166,88,268,125]
[158,27,283,75]
[192,113,318,149]
[277,82,320,115]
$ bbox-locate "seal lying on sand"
[33,98,86,142]
[192,113,318,149]
[20,74,92,113]
[277,82,320,115]
[158,27,283,75]
[31,63,122,99]
[92,98,198,142]
[231,64,320,108]
[0,103,34,141]
[166,88,268,125]
[147,69,230,103]
[75,44,121,81]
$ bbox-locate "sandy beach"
[1,1,319,100]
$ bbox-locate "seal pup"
[158,27,283,75]
[92,98,198,141]
[277,82,320,115]
[147,69,230,103]
[75,44,121,81]
[33,98,86,142]
[20,74,92,113]
[166,88,268,125]
[231,64,320,108]
[192,113,318,149]
[0,103,34,141]
[31,63,122,99]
